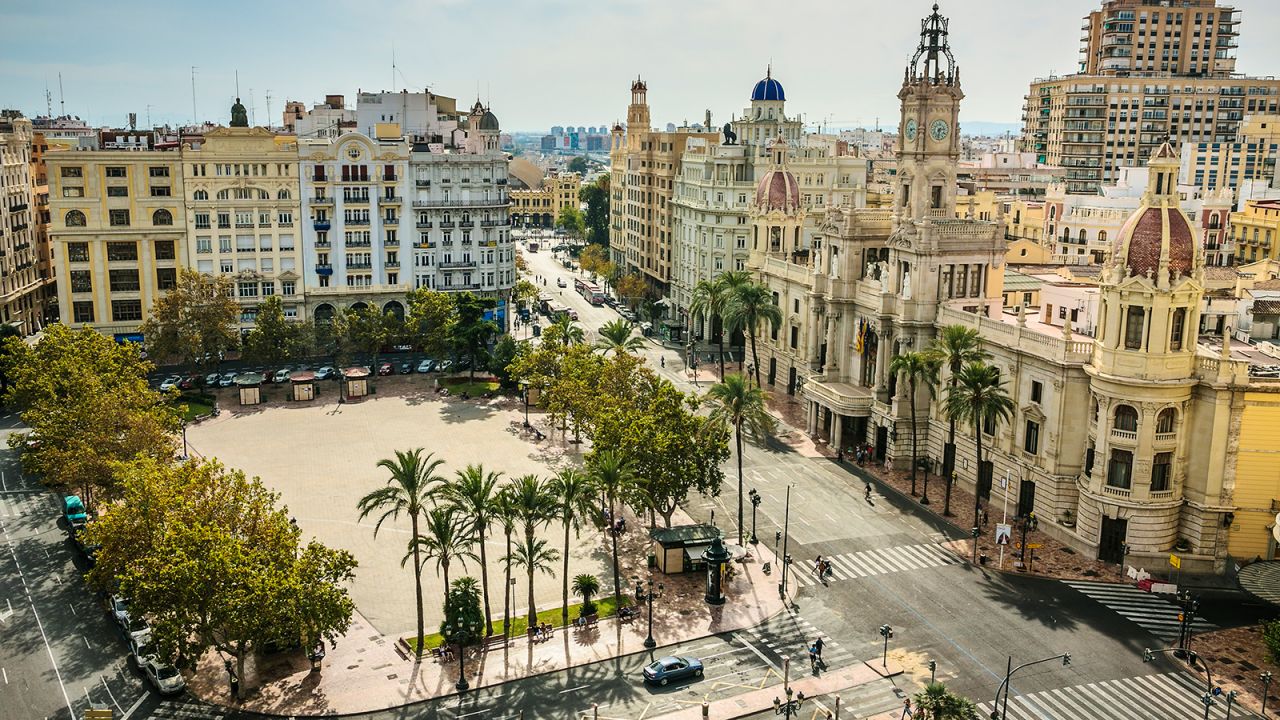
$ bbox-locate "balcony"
[346,218,371,226]
[345,239,372,248]
[9,203,28,213]
[439,260,477,269]
[343,195,371,205]
[279,221,294,228]
[235,222,255,229]
[1110,427,1137,443]
[382,174,398,182]
[415,241,437,249]
[347,261,373,270]
[416,179,432,188]
[1100,483,1132,499]
[316,264,332,275]
[416,221,434,229]
[381,195,403,204]
[439,221,456,229]
[314,221,331,231]
[458,220,474,228]
[195,223,211,230]
[313,174,329,183]
[310,196,333,206]
[1154,431,1177,445]
[315,239,331,249]
[411,197,508,209]
[445,283,483,291]
[480,220,501,227]
[385,260,400,268]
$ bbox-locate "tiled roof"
[1254,299,1280,315]
[1114,206,1195,278]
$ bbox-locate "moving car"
[642,656,703,686]
[378,362,394,376]
[315,366,336,381]
[63,495,89,530]
[141,656,186,695]
[416,359,434,373]
[557,278,567,288]
[158,376,182,392]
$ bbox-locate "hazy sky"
[5,0,1280,133]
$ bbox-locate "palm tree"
[925,325,988,516]
[493,487,519,638]
[689,271,747,377]
[357,448,446,651]
[724,282,783,387]
[706,374,775,546]
[589,450,639,608]
[549,468,597,625]
[595,319,645,356]
[441,464,502,636]
[404,506,477,603]
[508,536,560,628]
[943,362,1014,532]
[509,474,556,627]
[571,573,601,616]
[550,314,584,347]
[913,682,980,720]
[888,351,939,498]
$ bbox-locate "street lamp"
[991,653,1071,720]
[1262,671,1273,717]
[748,489,762,544]
[519,379,530,428]
[633,575,664,649]
[181,419,189,460]
[1018,511,1039,570]
[878,624,894,668]
[1143,646,1217,719]
[772,655,806,718]
[919,457,932,505]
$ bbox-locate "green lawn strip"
[438,379,500,397]
[173,394,214,421]
[402,595,631,655]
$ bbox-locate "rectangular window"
[62,186,84,198]
[70,270,92,293]
[105,166,127,178]
[155,240,176,260]
[61,166,83,178]
[111,300,143,322]
[67,242,90,262]
[106,242,137,261]
[106,186,128,197]
[1151,452,1172,492]
[790,326,799,349]
[109,209,130,226]
[109,269,141,292]
[1124,306,1145,350]
[72,301,95,323]
[1031,381,1043,404]
[156,268,177,290]
[1024,420,1040,454]
[149,166,170,177]
[149,186,171,197]
[1107,449,1133,489]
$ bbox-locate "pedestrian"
[809,644,818,668]
[814,556,823,576]
[865,483,873,501]
[837,447,844,462]
[660,356,665,368]
[814,636,824,661]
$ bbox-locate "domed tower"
[1078,139,1205,562]
[750,135,806,262]
[627,78,650,132]
[750,66,786,119]
[895,3,963,225]
[465,100,501,154]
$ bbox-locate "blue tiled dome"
[751,72,785,102]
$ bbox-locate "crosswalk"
[146,698,227,720]
[790,543,961,587]
[1063,580,1216,642]
[977,671,1259,719]
[739,609,855,668]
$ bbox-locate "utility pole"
[780,484,792,600]
[191,66,199,126]
[265,91,273,131]
[58,72,66,116]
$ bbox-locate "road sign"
[1169,553,1182,569]
[995,523,1012,546]
[1026,543,1043,549]
[85,710,113,720]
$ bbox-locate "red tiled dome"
[755,169,800,213]
[1113,206,1195,279]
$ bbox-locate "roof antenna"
[58,72,66,116]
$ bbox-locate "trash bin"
[648,553,657,569]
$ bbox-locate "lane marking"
[30,596,75,719]
[558,684,591,694]
[69,602,76,616]
[2,667,6,684]
[118,692,148,720]
[100,675,123,712]
[83,635,91,649]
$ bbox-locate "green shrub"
[1263,619,1280,663]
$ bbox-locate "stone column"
[875,328,891,391]
[808,305,823,368]
[832,414,844,454]
[823,313,838,375]
[807,401,818,437]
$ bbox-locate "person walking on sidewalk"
[813,636,824,661]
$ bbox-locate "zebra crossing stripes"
[977,671,1257,720]
[741,613,853,667]
[147,699,226,720]
[791,543,961,586]
[1063,580,1216,642]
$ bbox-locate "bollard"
[593,703,599,720]
[702,700,709,718]
[834,695,841,719]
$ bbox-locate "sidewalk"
[645,664,888,720]
[188,513,786,715]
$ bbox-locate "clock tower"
[895,4,963,224]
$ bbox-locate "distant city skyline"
[5,0,1280,134]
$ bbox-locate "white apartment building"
[286,96,356,140]
[355,90,461,140]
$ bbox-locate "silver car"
[218,372,237,388]
[141,656,185,695]
[273,368,292,383]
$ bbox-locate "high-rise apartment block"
[1022,0,1280,194]
[1179,114,1280,193]
[0,112,56,334]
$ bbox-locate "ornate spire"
[907,3,958,85]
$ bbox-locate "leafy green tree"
[615,273,648,310]
[550,315,584,347]
[706,374,776,545]
[451,293,499,380]
[595,319,645,356]
[333,305,400,390]
[405,506,476,604]
[512,280,540,312]
[567,156,590,174]
[557,206,586,241]
[550,469,597,624]
[889,351,939,497]
[1263,618,1280,663]
[943,362,1014,528]
[545,344,604,442]
[241,295,310,367]
[588,450,639,608]
[357,449,446,651]
[724,282,783,387]
[578,244,608,279]
[0,322,22,402]
[440,577,485,682]
[3,325,179,508]
[84,457,356,696]
[489,335,519,388]
[508,536,559,628]
[405,288,456,357]
[912,682,980,720]
[690,271,749,377]
[925,325,988,515]
[571,574,601,616]
[139,268,239,371]
[442,465,502,636]
[493,487,519,638]
[580,174,610,247]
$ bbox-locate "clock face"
[904,118,918,142]
[930,119,950,142]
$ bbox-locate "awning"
[1238,561,1280,606]
[683,543,712,558]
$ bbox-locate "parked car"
[108,595,130,628]
[436,359,453,373]
[218,372,237,388]
[642,656,703,686]
[273,368,292,383]
[205,372,221,387]
[177,375,198,391]
[557,278,567,288]
[158,376,182,392]
[126,632,155,664]
[416,359,434,374]
[398,361,413,375]
[141,656,186,695]
[123,615,151,643]
[378,362,394,376]
[63,495,89,530]
[315,366,336,381]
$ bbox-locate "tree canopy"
[405,288,456,356]
[451,293,499,379]
[241,296,311,367]
[557,206,585,240]
[139,269,239,370]
[580,174,610,247]
[567,156,590,174]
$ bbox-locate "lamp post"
[780,484,793,600]
[519,379,530,428]
[971,526,981,564]
[1143,646,1217,719]
[990,653,1071,720]
[878,625,894,668]
[1018,511,1039,570]
[633,575,664,649]
[772,655,806,717]
[748,489,762,544]
[920,457,932,505]
[181,419,189,460]
[1262,671,1273,717]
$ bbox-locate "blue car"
[642,656,703,686]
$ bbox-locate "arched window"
[216,189,230,200]
[277,188,291,200]
[193,189,208,201]
[65,210,86,227]
[1061,226,1071,242]
[1049,206,1057,220]
[1209,213,1220,230]
[1170,307,1186,350]
[1156,408,1176,434]
[1098,230,1107,244]
[258,189,270,200]
[1078,228,1087,243]
[1114,404,1139,432]
[152,209,173,226]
